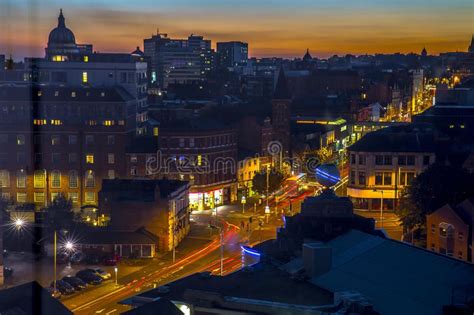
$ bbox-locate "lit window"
[69,170,78,188]
[0,170,10,188]
[34,170,46,188]
[54,91,59,96]
[153,127,159,137]
[85,192,95,203]
[37,91,42,97]
[82,72,88,83]
[108,169,115,179]
[197,155,202,166]
[16,170,26,188]
[69,192,79,204]
[51,192,59,202]
[51,120,62,126]
[83,56,89,62]
[71,92,76,98]
[108,154,115,164]
[51,135,60,146]
[103,120,114,126]
[130,155,138,163]
[17,135,25,145]
[17,192,27,203]
[85,170,95,188]
[86,154,94,164]
[34,192,45,203]
[51,170,61,188]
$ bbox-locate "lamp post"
[373,189,384,229]
[114,267,118,285]
[241,195,246,214]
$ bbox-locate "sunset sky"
[1,0,473,60]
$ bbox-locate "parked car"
[62,276,87,290]
[51,280,75,295]
[76,270,103,285]
[87,268,111,280]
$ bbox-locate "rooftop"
[348,125,437,153]
[100,179,189,201]
[310,230,474,315]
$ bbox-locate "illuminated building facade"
[216,41,248,69]
[125,120,238,210]
[99,179,190,252]
[427,199,474,263]
[0,85,132,212]
[347,126,436,211]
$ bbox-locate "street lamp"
[373,189,384,229]
[114,267,118,285]
[241,195,246,214]
[14,219,24,230]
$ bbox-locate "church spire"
[58,9,65,28]
[273,68,291,100]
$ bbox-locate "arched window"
[34,170,46,188]
[85,170,95,188]
[16,170,26,188]
[68,170,78,188]
[0,170,10,188]
[51,170,61,188]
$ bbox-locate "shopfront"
[189,188,224,211]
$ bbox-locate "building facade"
[0,86,131,211]
[125,120,238,210]
[347,126,436,211]
[427,199,474,263]
[216,41,248,69]
[99,179,190,252]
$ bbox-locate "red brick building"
[125,119,238,210]
[427,198,474,263]
[0,85,133,212]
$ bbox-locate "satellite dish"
[315,164,341,188]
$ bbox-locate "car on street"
[87,268,112,280]
[75,270,103,285]
[50,280,75,295]
[62,275,87,290]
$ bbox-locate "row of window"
[0,152,118,165]
[349,170,416,186]
[350,154,431,166]
[0,169,115,189]
[1,191,96,204]
[432,223,464,240]
[430,244,463,259]
[3,134,117,146]
[160,135,235,149]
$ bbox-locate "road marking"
[106,310,117,315]
[95,309,105,314]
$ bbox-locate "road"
[55,182,314,314]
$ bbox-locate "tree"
[252,168,284,196]
[396,164,474,231]
[44,193,74,231]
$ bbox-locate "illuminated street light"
[14,219,24,230]
[114,267,118,285]
[64,241,74,252]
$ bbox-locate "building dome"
[48,9,76,45]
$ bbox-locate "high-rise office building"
[217,41,248,68]
[144,32,205,88]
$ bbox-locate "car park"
[87,268,111,280]
[50,280,75,295]
[75,270,103,285]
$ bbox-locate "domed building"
[45,9,92,60]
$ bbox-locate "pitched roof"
[80,228,159,245]
[273,68,291,100]
[100,179,188,201]
[0,281,72,315]
[310,230,474,315]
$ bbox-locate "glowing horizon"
[0,0,473,60]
